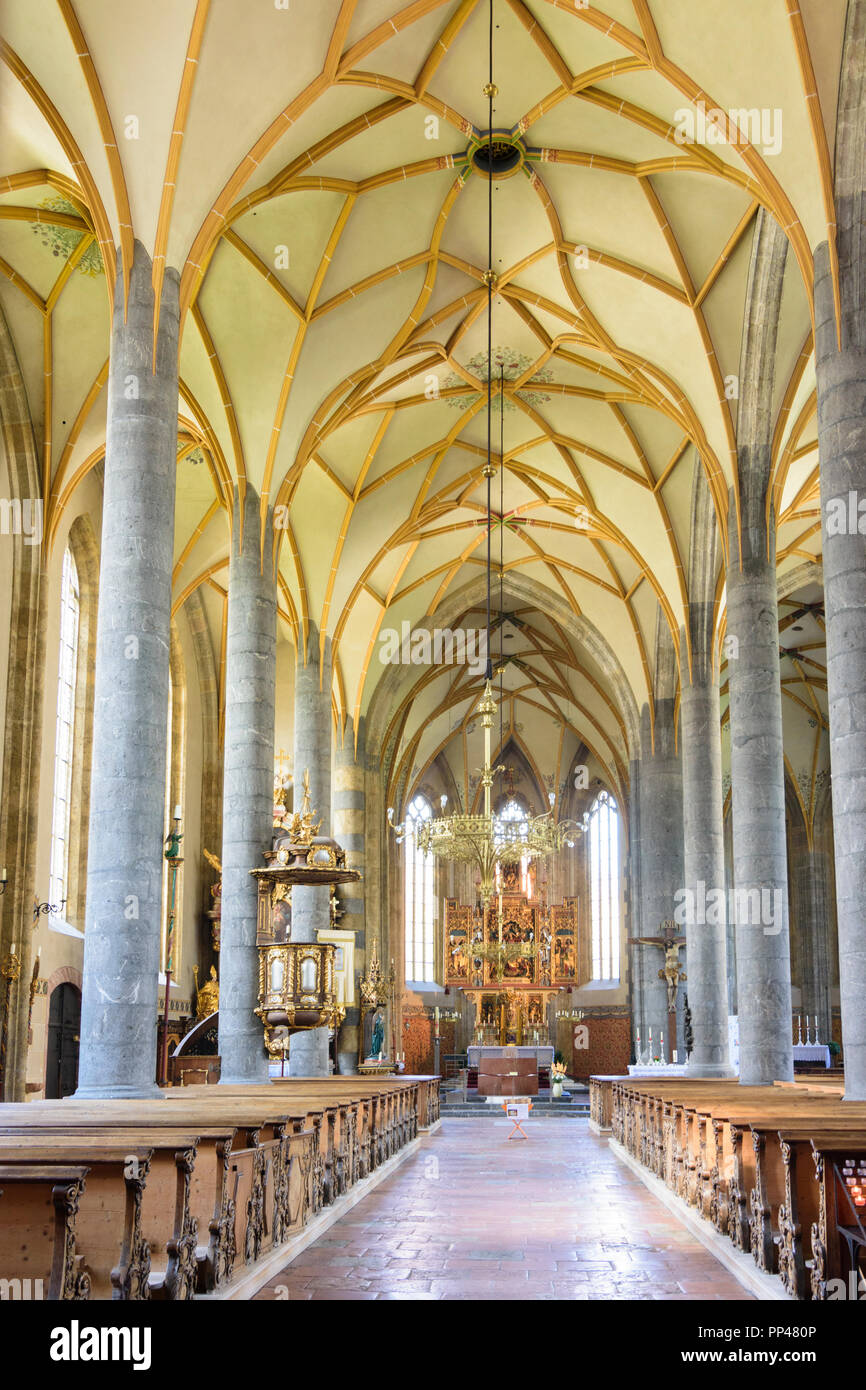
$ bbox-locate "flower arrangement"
[550,1064,568,1085]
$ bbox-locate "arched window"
[404,794,436,982]
[48,547,80,909]
[588,790,620,980]
[495,796,530,892]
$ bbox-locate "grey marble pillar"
[680,643,734,1076]
[815,258,866,1092]
[218,488,275,1084]
[727,499,793,1084]
[792,840,833,1049]
[635,701,684,1055]
[333,716,365,1073]
[289,624,332,1076]
[75,243,179,1098]
[626,756,642,1059]
[812,2,866,1095]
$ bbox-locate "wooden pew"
[0,1162,90,1299]
[609,1077,866,1301]
[0,1099,317,1292]
[0,1139,155,1299]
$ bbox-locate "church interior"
[1,0,865,1323]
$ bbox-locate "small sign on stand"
[502,1098,532,1140]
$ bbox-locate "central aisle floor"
[254,1118,753,1301]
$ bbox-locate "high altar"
[444,863,579,1051]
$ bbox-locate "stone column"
[75,243,179,1098]
[635,700,684,1054]
[791,839,833,1049]
[333,716,366,1073]
[289,624,332,1076]
[217,488,275,1084]
[813,1,866,1097]
[626,756,642,1059]
[726,501,793,1084]
[726,207,793,1086]
[680,640,734,1076]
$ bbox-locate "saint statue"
[370,1008,385,1058]
[194,964,219,1020]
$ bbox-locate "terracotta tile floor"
[254,1119,754,1301]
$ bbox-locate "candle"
[0,867,6,881]
[173,804,182,821]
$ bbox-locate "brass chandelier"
[388,0,582,906]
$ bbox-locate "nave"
[253,1119,751,1303]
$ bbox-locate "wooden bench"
[608,1077,866,1301]
[0,1139,156,1299]
[0,1099,317,1292]
[0,1162,90,1300]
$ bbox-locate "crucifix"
[274,748,291,784]
[627,920,687,1062]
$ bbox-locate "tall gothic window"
[495,796,530,892]
[48,547,80,909]
[588,790,620,980]
[404,794,435,982]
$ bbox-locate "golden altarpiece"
[445,862,579,1045]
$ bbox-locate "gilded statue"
[287,768,323,845]
[194,964,220,1020]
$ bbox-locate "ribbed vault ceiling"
[0,0,842,806]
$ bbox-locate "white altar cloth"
[793,1044,831,1068]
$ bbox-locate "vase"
[552,1080,563,1099]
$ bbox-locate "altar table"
[793,1043,832,1068]
[467,1045,553,1069]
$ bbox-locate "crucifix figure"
[627,920,687,1062]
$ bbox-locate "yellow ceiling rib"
[506,0,573,90]
[337,0,454,77]
[786,0,841,349]
[172,499,221,587]
[177,382,233,508]
[319,409,393,644]
[694,201,760,308]
[222,230,305,321]
[190,301,246,494]
[0,41,116,319]
[152,0,210,348]
[56,0,134,316]
[414,0,479,97]
[630,0,664,66]
[277,572,299,646]
[171,558,229,616]
[0,204,88,231]
[0,255,44,312]
[46,361,109,548]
